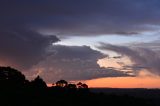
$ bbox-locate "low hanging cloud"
[97,43,160,75]
[0,28,131,82]
[0,28,59,70]
[28,45,131,82]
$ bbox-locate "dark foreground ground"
[91,88,160,106]
[0,67,159,106]
[1,88,160,106]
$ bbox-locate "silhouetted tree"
[77,82,88,88]
[77,82,83,88]
[0,66,156,106]
[81,84,88,89]
[30,76,47,89]
[67,84,77,89]
[56,80,68,87]
[52,83,55,86]
[0,66,27,88]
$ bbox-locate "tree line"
[0,66,88,90]
[0,66,155,106]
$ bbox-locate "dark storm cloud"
[0,0,160,82]
[1,0,160,36]
[98,43,160,75]
[0,28,131,81]
[29,45,131,82]
[0,28,59,70]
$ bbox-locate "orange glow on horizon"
[47,71,160,88]
[92,56,160,88]
[86,75,160,88]
[47,83,53,87]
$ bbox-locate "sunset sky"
[1,0,160,88]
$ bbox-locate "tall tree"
[30,76,47,89]
[0,66,27,88]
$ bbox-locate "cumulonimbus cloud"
[0,28,59,70]
[28,45,132,82]
[0,28,131,82]
[1,0,160,82]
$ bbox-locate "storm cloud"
[0,0,160,82]
[0,28,130,82]
[29,45,131,82]
[0,28,59,70]
[1,0,160,36]
[98,43,160,75]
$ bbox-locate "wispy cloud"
[97,43,160,76]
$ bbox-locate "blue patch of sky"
[54,32,159,57]
[55,32,159,47]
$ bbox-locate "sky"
[1,0,160,88]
